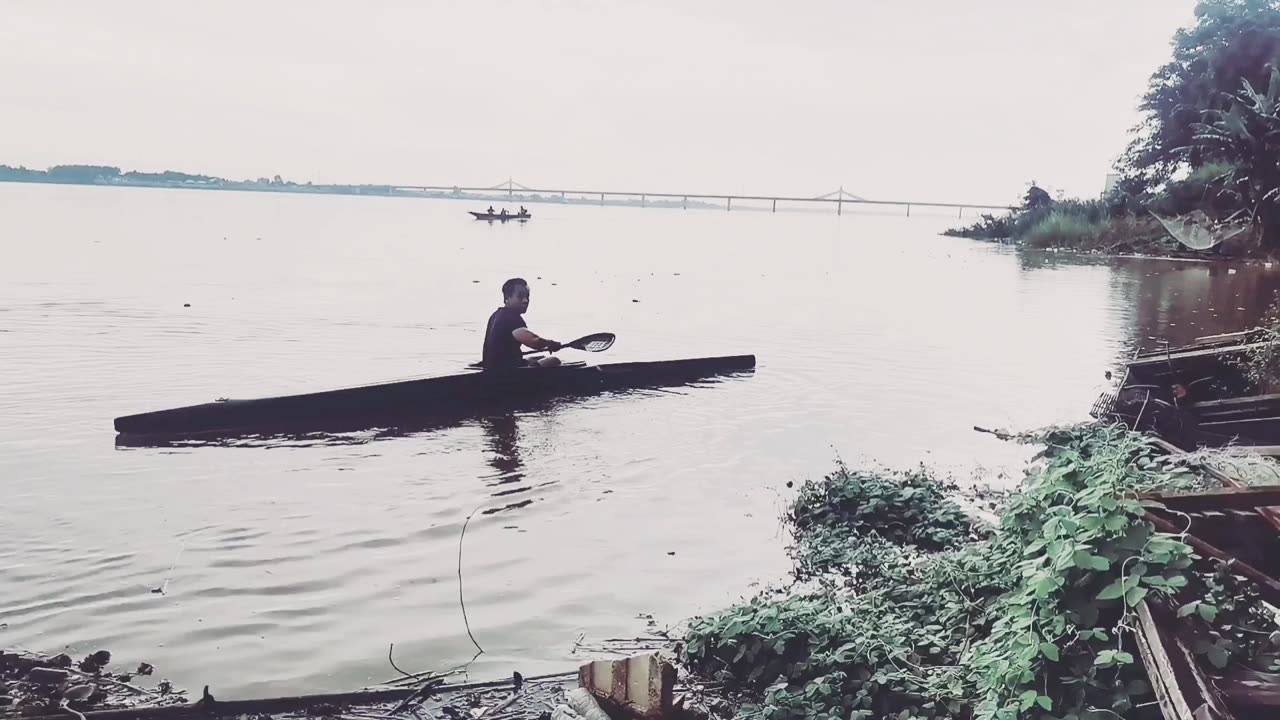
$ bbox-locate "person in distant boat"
[483,278,562,369]
[519,205,527,215]
[500,208,509,217]
[488,205,495,214]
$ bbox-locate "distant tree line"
[0,164,223,185]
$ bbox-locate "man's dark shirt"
[482,306,527,369]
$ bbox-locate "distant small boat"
[470,210,531,222]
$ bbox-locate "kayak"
[113,355,756,436]
[470,211,531,221]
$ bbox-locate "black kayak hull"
[113,355,755,436]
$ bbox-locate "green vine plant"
[681,425,1280,720]
[1236,297,1280,392]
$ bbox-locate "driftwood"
[14,673,580,720]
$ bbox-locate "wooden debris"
[1141,485,1280,512]
[1144,511,1280,605]
[1136,599,1233,717]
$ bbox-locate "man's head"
[502,277,530,312]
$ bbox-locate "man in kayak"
[483,278,562,369]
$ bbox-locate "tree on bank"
[1120,0,1280,187]
[1191,66,1280,244]
[1023,183,1053,210]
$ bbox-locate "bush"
[682,426,1280,720]
[1236,298,1280,391]
[941,213,1012,239]
[1092,215,1174,253]
[790,464,980,554]
[1022,210,1102,248]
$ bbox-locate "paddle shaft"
[468,332,615,369]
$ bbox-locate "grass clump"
[1021,210,1102,249]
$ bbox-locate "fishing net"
[1150,210,1248,250]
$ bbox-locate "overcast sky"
[2,1,1196,204]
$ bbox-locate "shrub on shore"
[682,426,1280,720]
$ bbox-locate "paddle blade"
[569,332,616,353]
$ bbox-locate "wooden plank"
[1194,330,1252,346]
[1134,602,1237,719]
[1200,417,1280,429]
[1127,341,1264,368]
[1145,512,1280,606]
[1167,619,1236,720]
[1191,393,1280,410]
[1145,435,1280,533]
[1141,486,1280,512]
[1217,668,1280,707]
[1134,601,1198,720]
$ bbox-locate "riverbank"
[943,207,1274,261]
[939,170,1280,261]
[946,212,1181,255]
[677,425,1280,719]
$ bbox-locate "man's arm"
[513,327,562,352]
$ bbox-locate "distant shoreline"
[0,174,725,211]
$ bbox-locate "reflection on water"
[480,414,536,515]
[3,183,1280,698]
[1020,251,1280,353]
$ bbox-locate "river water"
[2,184,1278,697]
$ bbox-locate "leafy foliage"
[1120,0,1280,186]
[1236,297,1280,389]
[1188,65,1280,244]
[1021,211,1105,249]
[789,464,983,568]
[682,426,1280,720]
[1023,184,1054,211]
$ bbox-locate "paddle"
[468,332,616,369]
[522,332,615,356]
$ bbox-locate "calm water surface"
[2,184,1278,696]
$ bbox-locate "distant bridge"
[397,178,1015,217]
